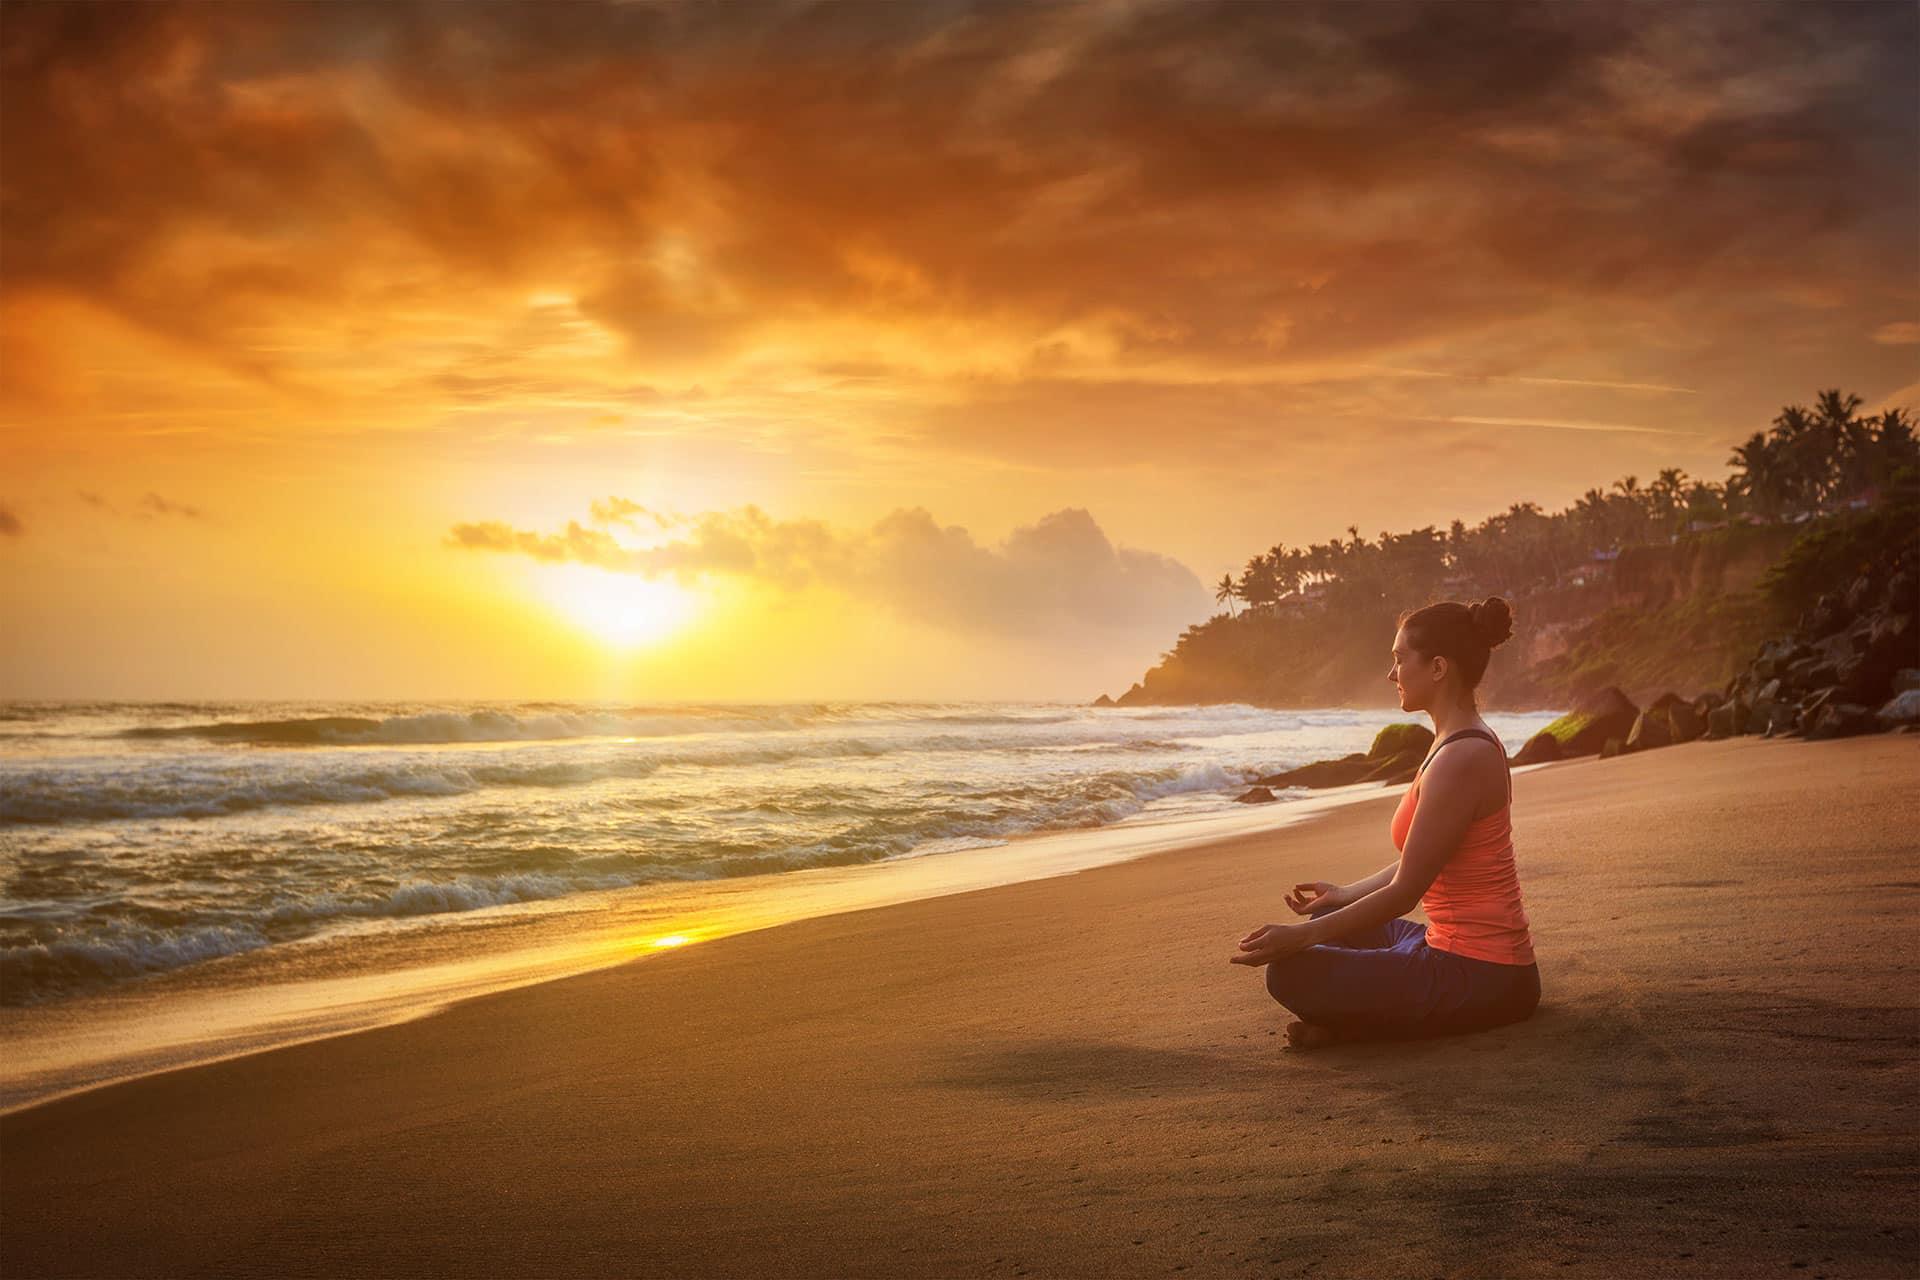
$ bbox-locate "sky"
[2,0,1916,703]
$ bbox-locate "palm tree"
[1814,389,1864,433]
[1767,404,1834,514]
[1607,475,1651,543]
[1682,479,1726,528]
[1648,467,1687,537]
[1215,572,1240,618]
[1240,556,1279,612]
[1870,408,1919,491]
[1266,544,1304,598]
[1565,488,1602,551]
[1727,431,1781,519]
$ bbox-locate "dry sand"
[4,733,1917,1279]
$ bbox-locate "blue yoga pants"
[1263,903,1541,1040]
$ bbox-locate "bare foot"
[1284,1019,1343,1051]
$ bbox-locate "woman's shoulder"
[1438,723,1506,763]
[1450,724,1511,815]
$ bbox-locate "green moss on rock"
[1368,722,1434,759]
[1541,711,1596,746]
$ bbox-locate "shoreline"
[5,733,1916,1277]
[1,769,1447,1115]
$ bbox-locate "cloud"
[0,504,21,536]
[1872,322,1920,346]
[70,489,206,519]
[1375,368,1699,395]
[1,0,1911,465]
[137,492,203,519]
[444,519,640,571]
[588,496,677,529]
[1872,381,1920,415]
[1410,415,1700,437]
[448,501,1209,638]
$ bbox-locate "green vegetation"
[1757,463,1920,624]
[1114,389,1919,710]
[1539,710,1599,747]
[1522,589,1779,704]
[1368,723,1430,757]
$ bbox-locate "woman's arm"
[1302,881,1411,944]
[1337,862,1398,905]
[1292,865,1408,945]
[1302,749,1484,945]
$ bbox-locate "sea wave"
[2,728,1261,826]
[0,867,720,1004]
[0,758,1273,1003]
[87,702,1285,747]
[0,754,651,824]
[0,923,276,1004]
[113,708,817,746]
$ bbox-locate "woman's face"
[1389,626,1442,712]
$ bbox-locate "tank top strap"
[1416,728,1509,778]
[1417,727,1512,813]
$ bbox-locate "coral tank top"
[1390,729,1536,966]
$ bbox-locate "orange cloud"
[2,0,1912,465]
[450,502,1208,638]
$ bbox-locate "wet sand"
[4,733,1917,1278]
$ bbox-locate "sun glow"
[538,564,701,649]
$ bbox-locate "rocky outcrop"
[1549,544,1920,750]
[1511,731,1563,765]
[1210,537,1914,803]
[1626,705,1671,752]
[1254,721,1435,790]
[1708,551,1919,741]
[1667,698,1705,744]
[1876,689,1920,728]
[1252,752,1380,790]
[1535,686,1640,758]
[1370,722,1434,760]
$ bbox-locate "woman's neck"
[1427,698,1480,742]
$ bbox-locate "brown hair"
[1395,596,1514,696]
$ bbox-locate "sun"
[538,563,701,649]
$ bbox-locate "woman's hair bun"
[1470,596,1514,649]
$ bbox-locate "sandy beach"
[4,732,1917,1279]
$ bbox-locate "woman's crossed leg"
[1264,932,1440,1040]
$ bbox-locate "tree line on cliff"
[1109,389,1919,712]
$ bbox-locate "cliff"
[1106,519,1863,714]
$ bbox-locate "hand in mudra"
[1231,920,1312,965]
[1231,882,1345,966]
[1283,881,1345,915]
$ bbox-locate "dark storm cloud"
[2,0,1913,455]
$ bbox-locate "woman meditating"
[1229,597,1541,1050]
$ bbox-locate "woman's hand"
[1284,881,1346,915]
[1229,921,1313,967]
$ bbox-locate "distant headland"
[1095,389,1920,734]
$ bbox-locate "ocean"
[0,699,1562,1009]
[0,698,1572,1108]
